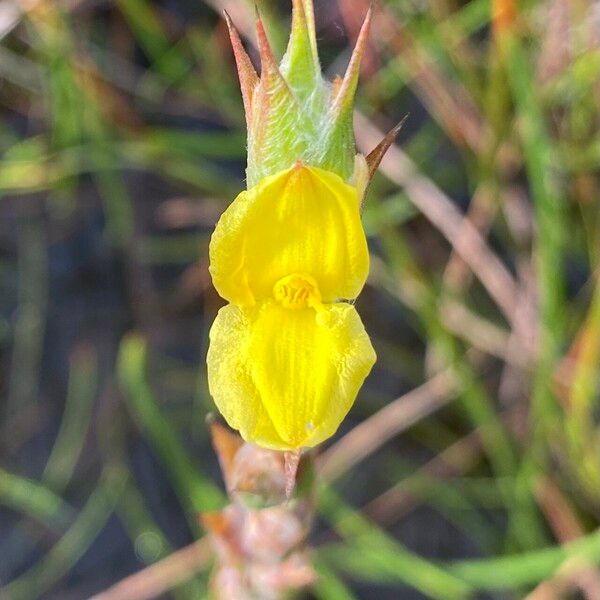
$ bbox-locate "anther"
[273,273,322,310]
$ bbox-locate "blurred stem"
[379,468,497,553]
[117,334,224,522]
[6,211,47,421]
[450,527,600,589]
[322,526,600,595]
[115,478,205,599]
[31,3,134,244]
[115,0,191,86]
[83,136,135,245]
[42,346,98,493]
[379,227,517,478]
[377,223,549,550]
[319,485,474,599]
[564,278,600,498]
[4,466,128,600]
[502,32,566,550]
[313,560,359,600]
[503,35,566,419]
[0,468,73,533]
[97,379,204,599]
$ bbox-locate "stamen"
[273,273,322,310]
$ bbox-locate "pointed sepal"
[224,11,259,129]
[284,450,301,500]
[331,5,372,116]
[247,14,300,186]
[280,0,321,97]
[365,115,408,180]
[320,6,373,180]
[208,416,244,493]
[301,0,318,61]
[225,2,377,185]
[256,14,286,90]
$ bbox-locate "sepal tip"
[366,114,409,180]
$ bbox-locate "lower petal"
[207,301,376,450]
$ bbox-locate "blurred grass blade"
[43,345,98,493]
[502,31,567,550]
[115,0,191,85]
[450,528,600,589]
[6,213,47,420]
[313,560,358,600]
[564,276,600,494]
[3,466,127,600]
[503,33,566,424]
[318,485,473,599]
[113,478,205,599]
[96,374,204,599]
[0,469,73,532]
[117,334,223,513]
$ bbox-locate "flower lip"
[273,273,322,310]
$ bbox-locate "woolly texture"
[225,2,372,186]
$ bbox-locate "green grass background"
[1,0,600,598]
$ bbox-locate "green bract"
[225,0,372,186]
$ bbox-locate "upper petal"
[207,301,376,450]
[209,164,369,306]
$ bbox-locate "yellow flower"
[207,164,376,450]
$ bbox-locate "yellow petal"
[207,301,376,450]
[209,164,369,306]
